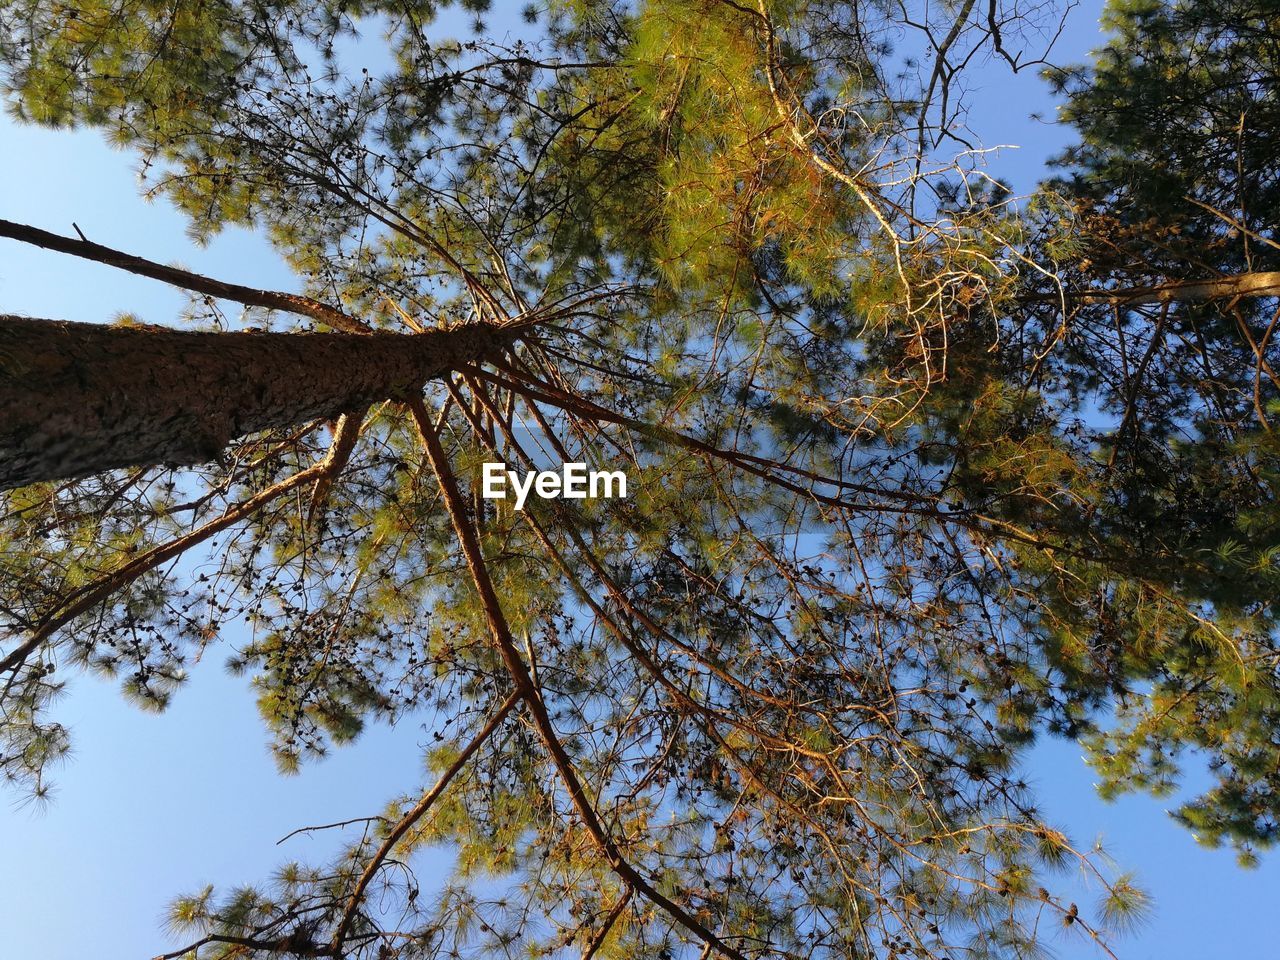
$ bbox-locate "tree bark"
[1040,271,1280,305]
[0,315,507,490]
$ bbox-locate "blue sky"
[2,3,1279,958]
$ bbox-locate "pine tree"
[1025,0,1280,863]
[0,1,1276,957]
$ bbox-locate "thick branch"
[0,218,369,333]
[306,406,369,525]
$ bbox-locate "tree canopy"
[2,0,1280,958]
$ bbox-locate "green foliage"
[1015,0,1280,857]
[2,0,1279,958]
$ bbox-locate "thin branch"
[1,458,329,681]
[329,689,521,952]
[276,815,389,846]
[581,886,632,960]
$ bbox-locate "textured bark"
[0,315,506,489]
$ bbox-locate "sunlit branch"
[328,688,521,952]
[407,394,749,960]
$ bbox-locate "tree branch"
[0,218,370,333]
[329,689,521,952]
[0,456,329,681]
[1040,271,1280,305]
[306,406,369,526]
[407,395,747,960]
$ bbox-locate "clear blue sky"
[2,4,1278,958]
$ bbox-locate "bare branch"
[0,218,370,333]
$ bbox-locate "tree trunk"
[0,315,505,490]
